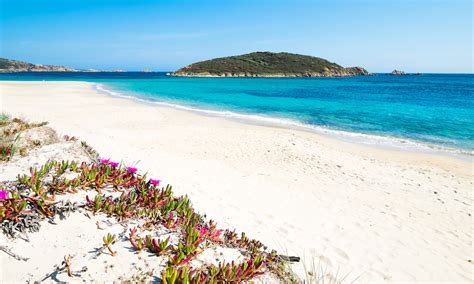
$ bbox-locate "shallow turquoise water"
[1,72,473,153]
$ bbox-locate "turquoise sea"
[1,72,473,155]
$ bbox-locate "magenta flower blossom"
[110,161,119,168]
[99,159,110,164]
[150,179,161,185]
[0,190,9,200]
[127,167,137,173]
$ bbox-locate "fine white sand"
[1,81,472,282]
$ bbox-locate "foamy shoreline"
[1,81,473,282]
[93,82,473,160]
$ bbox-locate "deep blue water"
[1,72,473,153]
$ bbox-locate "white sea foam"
[94,83,473,159]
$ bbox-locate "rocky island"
[171,52,369,78]
[390,69,407,75]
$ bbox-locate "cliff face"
[172,52,369,77]
[342,67,370,76]
[0,58,79,72]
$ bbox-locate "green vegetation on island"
[172,52,369,77]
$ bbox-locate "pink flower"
[127,167,137,173]
[110,161,119,168]
[0,190,9,200]
[99,159,110,164]
[198,227,209,237]
[210,229,223,241]
[149,179,161,185]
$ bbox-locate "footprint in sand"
[317,255,333,267]
[333,247,349,261]
[278,227,289,234]
[284,222,296,229]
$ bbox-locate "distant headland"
[171,52,369,78]
[0,58,80,72]
[0,58,127,73]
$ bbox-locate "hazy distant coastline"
[0,58,127,73]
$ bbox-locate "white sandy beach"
[1,81,473,282]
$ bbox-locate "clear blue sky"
[0,0,472,72]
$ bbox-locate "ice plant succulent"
[197,220,223,242]
[130,237,147,253]
[162,255,266,283]
[1,159,295,282]
[151,237,171,256]
[0,195,28,222]
[102,233,117,256]
[128,228,172,256]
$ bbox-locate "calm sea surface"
[1,72,473,154]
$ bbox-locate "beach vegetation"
[0,113,9,124]
[0,116,49,161]
[161,255,265,283]
[1,156,298,282]
[0,139,18,161]
[102,233,117,256]
[129,228,172,256]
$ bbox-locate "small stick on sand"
[279,255,300,262]
[96,221,106,230]
[37,255,87,282]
